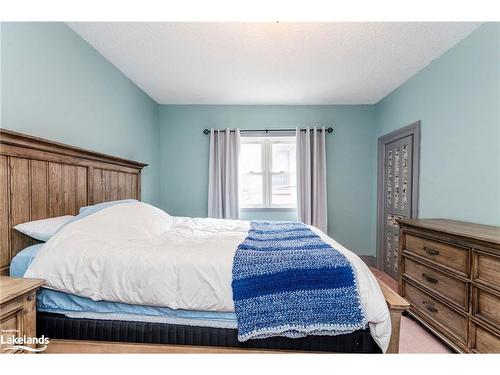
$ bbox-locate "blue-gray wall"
[374,23,500,227]
[0,22,161,205]
[159,105,377,254]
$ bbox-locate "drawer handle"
[422,273,438,284]
[27,294,35,301]
[423,301,438,313]
[424,246,440,256]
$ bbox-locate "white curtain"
[296,126,328,232]
[208,128,240,219]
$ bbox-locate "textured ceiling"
[67,22,480,104]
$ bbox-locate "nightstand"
[0,276,44,354]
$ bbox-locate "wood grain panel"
[102,170,112,202]
[48,163,63,217]
[474,287,500,328]
[124,173,133,198]
[110,171,119,201]
[30,160,48,220]
[117,172,126,200]
[76,166,88,208]
[474,252,500,291]
[93,168,104,204]
[10,157,31,257]
[63,164,77,215]
[131,174,138,199]
[0,297,23,353]
[0,156,9,271]
[473,323,500,353]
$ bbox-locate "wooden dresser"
[397,219,500,353]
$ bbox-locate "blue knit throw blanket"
[232,220,367,341]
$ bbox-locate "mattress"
[11,244,237,329]
[37,312,382,353]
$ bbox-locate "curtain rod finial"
[203,129,210,135]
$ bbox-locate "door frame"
[376,121,421,270]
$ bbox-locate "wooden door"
[377,122,420,279]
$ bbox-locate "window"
[239,137,296,209]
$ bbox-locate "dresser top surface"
[397,218,500,246]
[0,276,44,304]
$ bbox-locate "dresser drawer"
[472,323,500,353]
[403,257,468,309]
[474,251,500,291]
[405,234,470,275]
[473,287,500,328]
[403,281,468,343]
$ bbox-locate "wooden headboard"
[0,129,147,275]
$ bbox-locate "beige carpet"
[369,267,453,353]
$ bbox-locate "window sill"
[240,207,297,212]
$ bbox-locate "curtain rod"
[202,127,333,135]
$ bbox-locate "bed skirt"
[37,312,381,353]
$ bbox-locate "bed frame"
[0,128,409,354]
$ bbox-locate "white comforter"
[25,202,391,351]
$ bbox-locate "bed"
[0,128,409,353]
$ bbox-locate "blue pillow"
[10,243,44,277]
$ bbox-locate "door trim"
[376,121,421,270]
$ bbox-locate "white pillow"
[14,215,75,242]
